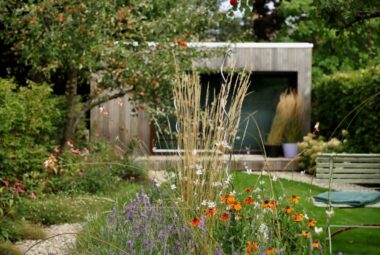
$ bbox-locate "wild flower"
[244,197,255,205]
[307,218,317,227]
[204,208,217,217]
[299,230,311,238]
[229,201,242,211]
[290,195,300,204]
[245,241,258,255]
[312,240,321,249]
[292,213,304,222]
[191,217,201,227]
[283,205,293,214]
[265,247,277,255]
[220,213,230,222]
[326,208,334,218]
[314,227,323,235]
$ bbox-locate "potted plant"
[280,90,306,158]
[264,96,287,157]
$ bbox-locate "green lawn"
[233,172,380,255]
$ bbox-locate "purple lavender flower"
[215,248,224,255]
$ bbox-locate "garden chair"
[312,153,380,254]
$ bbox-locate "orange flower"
[261,200,278,210]
[245,196,255,205]
[283,205,294,214]
[265,247,277,255]
[299,230,311,238]
[220,213,230,222]
[307,218,317,227]
[190,217,201,227]
[221,194,235,204]
[174,39,189,48]
[204,208,217,217]
[245,240,258,255]
[290,194,300,204]
[244,187,253,193]
[292,213,304,222]
[229,201,242,211]
[312,240,320,249]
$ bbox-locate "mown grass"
[233,172,380,255]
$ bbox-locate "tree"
[230,0,380,75]
[3,0,220,146]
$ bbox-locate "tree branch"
[343,11,380,29]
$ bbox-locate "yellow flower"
[290,194,300,204]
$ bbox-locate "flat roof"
[188,42,313,48]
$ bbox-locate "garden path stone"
[16,223,82,255]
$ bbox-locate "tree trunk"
[62,70,78,147]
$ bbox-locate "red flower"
[190,217,201,227]
[220,213,230,222]
[244,196,255,205]
[230,0,238,6]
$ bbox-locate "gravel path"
[16,223,82,255]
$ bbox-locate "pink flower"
[70,147,81,154]
[1,179,9,186]
[29,193,37,200]
[16,186,25,194]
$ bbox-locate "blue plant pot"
[282,143,298,158]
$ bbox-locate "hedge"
[312,66,380,152]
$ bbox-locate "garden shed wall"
[90,42,313,153]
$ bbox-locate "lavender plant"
[92,190,199,255]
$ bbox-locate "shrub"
[312,66,380,152]
[297,133,344,175]
[0,79,64,180]
[43,141,146,195]
[0,242,22,255]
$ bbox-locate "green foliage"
[276,0,380,77]
[0,218,46,243]
[17,196,88,225]
[312,66,380,152]
[44,141,146,195]
[297,133,344,175]
[3,0,220,111]
[0,79,64,179]
[0,242,22,255]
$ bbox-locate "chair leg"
[328,226,332,255]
